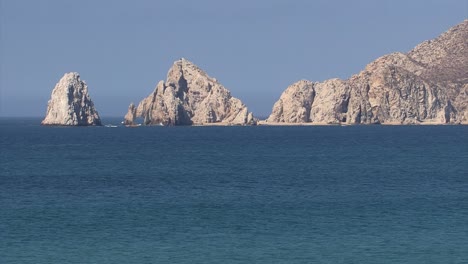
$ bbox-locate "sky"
[0,0,467,117]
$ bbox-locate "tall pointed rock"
[42,72,101,126]
[125,58,255,126]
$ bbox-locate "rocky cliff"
[124,58,255,126]
[42,72,101,126]
[267,20,467,125]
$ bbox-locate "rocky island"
[124,58,255,126]
[41,21,466,127]
[41,72,101,126]
[265,20,467,125]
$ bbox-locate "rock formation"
[267,80,315,123]
[267,20,467,125]
[42,72,101,126]
[125,58,255,126]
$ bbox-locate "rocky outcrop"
[123,103,137,126]
[42,72,101,126]
[310,79,351,124]
[267,80,315,123]
[267,20,467,125]
[125,58,255,126]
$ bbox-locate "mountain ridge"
[266,20,467,125]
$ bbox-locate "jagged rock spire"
[42,72,101,126]
[125,58,255,126]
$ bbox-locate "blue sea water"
[1,117,467,264]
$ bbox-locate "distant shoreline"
[0,117,466,126]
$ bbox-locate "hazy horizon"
[1,0,467,117]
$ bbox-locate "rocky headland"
[266,20,467,125]
[124,58,255,126]
[42,72,101,126]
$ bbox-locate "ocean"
[1,117,467,264]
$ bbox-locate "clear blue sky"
[1,0,466,117]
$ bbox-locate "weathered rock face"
[123,103,137,126]
[125,58,255,125]
[310,79,350,124]
[267,80,315,123]
[42,72,101,126]
[267,20,468,124]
